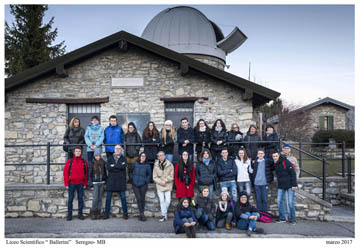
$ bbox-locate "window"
[319,116,334,130]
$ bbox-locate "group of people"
[63,114,300,237]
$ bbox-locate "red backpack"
[258,211,274,223]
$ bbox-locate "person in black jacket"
[177,118,194,161]
[227,123,243,159]
[142,121,160,180]
[195,149,216,199]
[159,120,177,163]
[216,148,238,202]
[215,189,235,230]
[63,117,85,159]
[194,119,211,161]
[234,192,264,236]
[272,151,297,225]
[103,145,128,220]
[249,149,274,212]
[129,152,152,221]
[210,119,227,161]
[263,125,280,161]
[124,122,142,182]
[193,186,215,230]
[173,198,197,238]
[243,125,262,161]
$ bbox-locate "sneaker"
[289,220,297,225]
[246,229,252,237]
[254,227,264,234]
[66,215,72,221]
[276,219,287,223]
[159,216,167,222]
[78,215,85,220]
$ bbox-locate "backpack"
[68,158,87,180]
[258,211,274,223]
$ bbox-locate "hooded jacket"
[195,160,216,186]
[104,125,124,153]
[234,192,259,221]
[177,126,195,155]
[173,204,198,234]
[273,156,297,189]
[124,126,142,158]
[216,158,238,182]
[243,132,262,160]
[85,124,105,152]
[129,162,152,187]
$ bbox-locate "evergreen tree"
[5,5,66,76]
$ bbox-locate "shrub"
[312,129,354,148]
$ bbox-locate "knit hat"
[94,148,101,157]
[220,188,230,197]
[164,120,173,126]
[283,143,291,148]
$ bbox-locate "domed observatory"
[142,6,247,70]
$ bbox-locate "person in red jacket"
[175,151,195,200]
[63,146,88,221]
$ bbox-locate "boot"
[123,213,129,220]
[98,210,104,219]
[184,226,192,238]
[225,223,231,230]
[94,209,100,220]
[103,213,109,220]
[190,225,196,238]
[90,209,96,220]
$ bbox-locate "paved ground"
[5,217,355,238]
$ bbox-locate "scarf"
[202,157,210,166]
[199,126,206,132]
[159,160,167,170]
[215,126,222,132]
[113,153,121,164]
[219,201,228,212]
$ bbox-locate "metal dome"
[141,6,247,62]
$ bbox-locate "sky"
[4,4,355,107]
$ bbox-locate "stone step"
[323,215,354,223]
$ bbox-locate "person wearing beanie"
[215,188,235,230]
[124,122,142,182]
[195,148,216,199]
[159,120,177,163]
[234,192,264,237]
[90,148,107,220]
[192,186,215,231]
[173,198,197,238]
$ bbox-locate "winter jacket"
[235,158,252,182]
[63,126,85,152]
[124,130,142,158]
[85,124,105,152]
[282,152,300,179]
[92,158,107,183]
[129,162,152,187]
[106,154,127,192]
[234,195,259,221]
[216,158,238,182]
[63,156,88,187]
[227,130,243,157]
[142,133,160,161]
[249,158,274,185]
[153,159,174,192]
[194,129,211,153]
[210,129,227,152]
[177,126,195,155]
[263,132,280,159]
[159,129,177,155]
[194,195,215,220]
[104,125,124,153]
[215,199,235,225]
[243,132,262,160]
[173,206,198,234]
[273,156,297,190]
[195,160,216,186]
[174,162,196,198]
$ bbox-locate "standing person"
[153,151,174,222]
[173,198,197,238]
[249,148,274,212]
[104,115,124,160]
[195,148,216,199]
[235,148,252,197]
[282,144,300,179]
[177,117,195,161]
[142,121,160,179]
[234,192,264,236]
[174,151,196,200]
[194,119,211,161]
[85,115,104,188]
[63,147,88,221]
[124,122,142,182]
[160,120,177,163]
[272,151,297,225]
[243,125,262,161]
[215,189,235,230]
[193,186,215,231]
[90,149,107,220]
[63,117,85,159]
[227,123,243,159]
[103,145,128,220]
[129,152,151,221]
[210,119,227,161]
[263,125,280,161]
[216,148,238,202]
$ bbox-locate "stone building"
[5,6,280,184]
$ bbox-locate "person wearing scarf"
[195,148,216,199]
[175,151,196,200]
[215,188,234,230]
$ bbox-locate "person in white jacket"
[234,148,253,197]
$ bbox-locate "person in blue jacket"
[85,115,105,188]
[173,197,197,238]
[217,148,238,202]
[104,115,124,160]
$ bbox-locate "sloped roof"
[295,97,354,113]
[5,30,280,107]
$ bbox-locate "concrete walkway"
[5,217,355,238]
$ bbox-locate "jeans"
[67,184,84,216]
[216,212,233,228]
[92,183,104,209]
[220,181,237,202]
[104,191,127,214]
[237,212,260,230]
[132,184,148,214]
[195,208,215,230]
[277,188,296,221]
[254,184,268,211]
[165,154,173,163]
[237,181,251,197]
[157,190,171,217]
[199,184,214,199]
[87,152,94,188]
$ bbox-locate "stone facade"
[185,54,226,70]
[5,46,254,184]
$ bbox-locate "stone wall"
[185,54,225,70]
[311,148,355,159]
